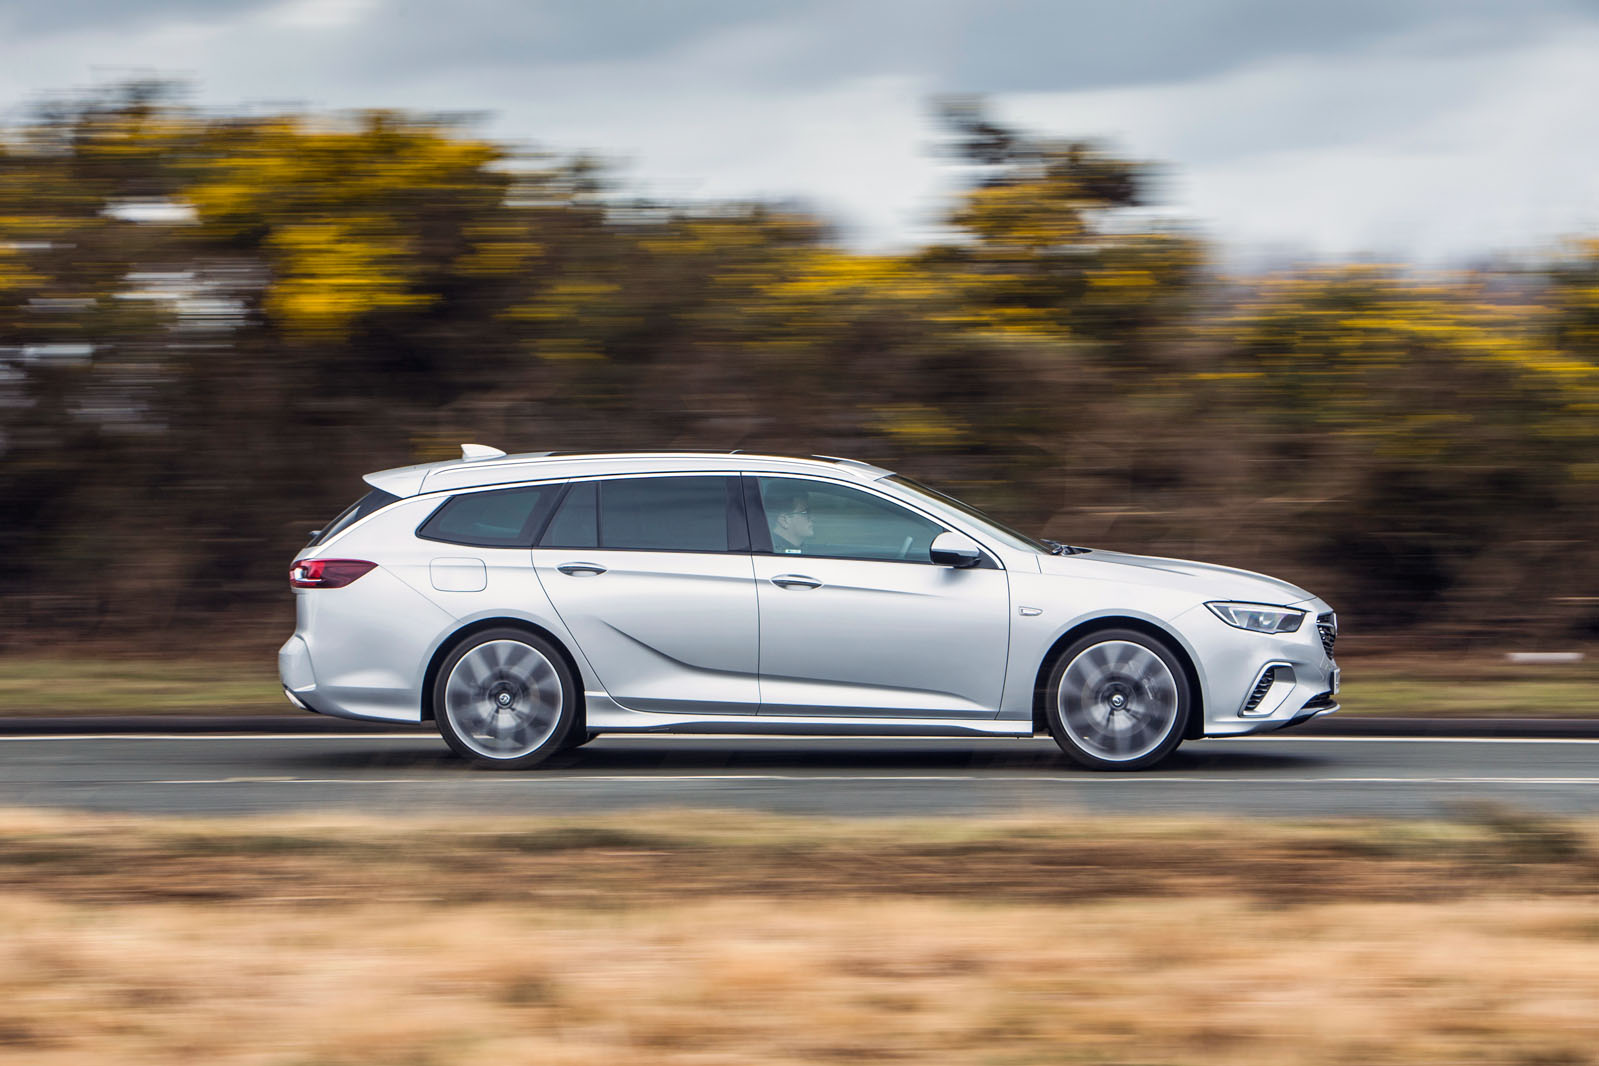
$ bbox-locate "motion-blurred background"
[3,12,1599,1064]
[3,1,1598,656]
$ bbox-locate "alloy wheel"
[1056,639,1182,763]
[442,638,566,760]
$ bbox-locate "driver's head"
[769,493,813,549]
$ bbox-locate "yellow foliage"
[1087,269,1156,291]
[873,404,968,447]
[264,221,431,336]
[1224,267,1599,480]
[763,252,949,303]
[456,224,542,277]
[536,340,605,361]
[954,179,1090,250]
[0,244,43,291]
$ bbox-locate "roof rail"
[812,454,894,478]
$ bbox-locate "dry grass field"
[2,807,1598,1065]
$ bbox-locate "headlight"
[1206,602,1306,633]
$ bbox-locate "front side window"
[419,485,557,547]
[755,477,945,562]
[540,476,736,553]
[885,475,1051,554]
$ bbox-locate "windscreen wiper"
[1042,539,1089,556]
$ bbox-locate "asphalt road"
[3,731,1598,818]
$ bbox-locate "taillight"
[290,559,378,589]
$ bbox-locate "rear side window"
[538,477,739,552]
[308,488,399,547]
[418,485,557,548]
[601,476,731,552]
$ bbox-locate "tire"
[559,731,598,752]
[1045,628,1191,771]
[432,628,579,770]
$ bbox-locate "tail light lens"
[290,559,377,589]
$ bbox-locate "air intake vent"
[1317,613,1337,658]
[1242,666,1278,715]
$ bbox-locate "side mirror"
[930,531,982,568]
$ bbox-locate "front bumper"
[1185,598,1341,737]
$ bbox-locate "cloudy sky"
[3,0,1598,266]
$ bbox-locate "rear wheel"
[1046,628,1190,771]
[433,628,578,769]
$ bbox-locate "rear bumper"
[278,633,423,724]
[278,635,318,706]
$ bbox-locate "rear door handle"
[770,574,822,590]
[556,562,607,576]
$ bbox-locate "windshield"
[884,475,1052,554]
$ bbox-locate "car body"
[280,447,1339,770]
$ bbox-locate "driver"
[768,493,814,554]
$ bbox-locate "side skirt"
[583,692,1035,738]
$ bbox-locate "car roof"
[362,448,896,497]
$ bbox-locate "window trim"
[741,476,773,554]
[742,474,1001,569]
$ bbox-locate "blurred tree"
[931,99,1203,363]
[1215,267,1599,629]
[1547,238,1599,361]
[3,84,1598,646]
[0,84,195,629]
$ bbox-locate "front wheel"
[1045,628,1190,771]
[433,628,578,769]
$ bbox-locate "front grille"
[1241,666,1279,715]
[1317,612,1337,658]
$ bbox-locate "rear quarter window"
[309,489,400,547]
[418,485,558,548]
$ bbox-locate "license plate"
[1330,665,1341,695]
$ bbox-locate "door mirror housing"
[929,531,983,568]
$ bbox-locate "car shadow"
[282,737,1330,775]
[1157,746,1329,773]
[287,746,464,772]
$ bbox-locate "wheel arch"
[1032,615,1206,740]
[421,617,587,725]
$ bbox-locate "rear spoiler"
[361,444,545,497]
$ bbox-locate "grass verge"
[2,807,1597,1065]
[0,656,287,716]
[0,649,1594,717]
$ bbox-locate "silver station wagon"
[280,447,1340,770]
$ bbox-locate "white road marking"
[137,775,1599,786]
[1238,735,1599,744]
[1,733,429,741]
[4,733,1598,744]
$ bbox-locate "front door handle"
[556,562,607,576]
[770,574,822,590]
